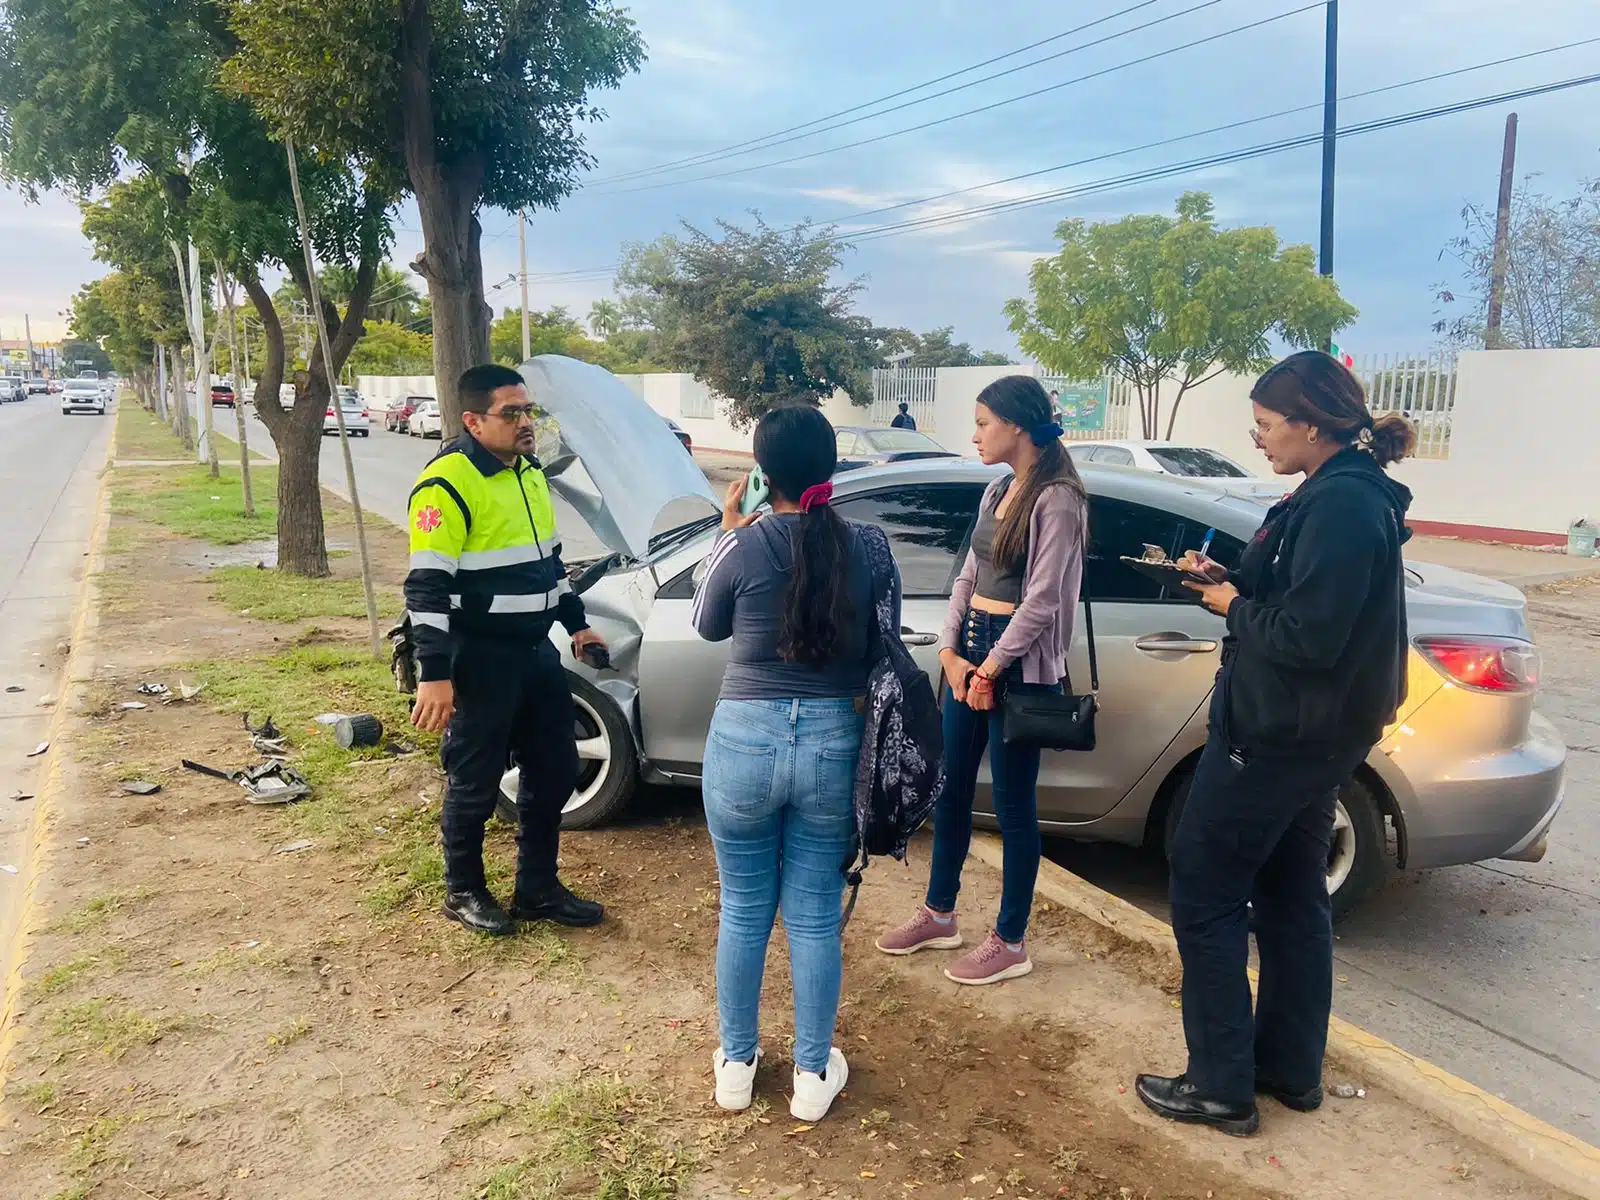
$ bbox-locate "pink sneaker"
[875,907,963,956]
[944,932,1032,986]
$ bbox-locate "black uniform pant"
[440,635,578,895]
[1168,725,1370,1107]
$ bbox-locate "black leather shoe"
[1256,1079,1323,1112]
[509,881,604,928]
[1135,1074,1260,1137]
[442,889,515,936]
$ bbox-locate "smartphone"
[739,465,769,517]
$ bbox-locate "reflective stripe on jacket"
[404,431,587,681]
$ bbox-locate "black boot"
[509,879,604,928]
[442,888,515,936]
[1135,1074,1259,1137]
[1256,1079,1323,1112]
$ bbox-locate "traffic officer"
[405,362,607,935]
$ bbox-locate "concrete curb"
[968,833,1600,1200]
[0,421,117,1102]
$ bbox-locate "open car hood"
[521,355,719,559]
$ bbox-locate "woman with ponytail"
[877,375,1087,986]
[1136,351,1416,1137]
[692,404,900,1122]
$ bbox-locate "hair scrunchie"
[1030,421,1064,446]
[798,481,833,512]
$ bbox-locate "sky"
[2,0,1596,355]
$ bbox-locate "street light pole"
[1318,0,1338,280]
[518,208,532,362]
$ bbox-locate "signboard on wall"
[1038,376,1109,432]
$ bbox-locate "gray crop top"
[970,491,1025,604]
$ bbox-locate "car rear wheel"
[494,672,638,831]
[1162,770,1386,920]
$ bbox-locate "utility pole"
[1318,0,1338,280]
[517,208,532,362]
[1485,112,1519,349]
[24,314,35,375]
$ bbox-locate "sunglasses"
[485,404,537,424]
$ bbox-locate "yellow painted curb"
[0,416,118,1104]
[968,833,1600,1199]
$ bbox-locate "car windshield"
[1147,447,1250,477]
[418,402,438,413]
[341,397,363,408]
[862,429,943,454]
[647,513,720,557]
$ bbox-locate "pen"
[1200,527,1215,557]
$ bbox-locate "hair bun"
[1367,414,1417,467]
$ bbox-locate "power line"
[831,37,1600,229]
[587,0,1208,186]
[845,71,1600,244]
[590,1,1324,196]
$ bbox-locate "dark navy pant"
[926,610,1056,944]
[1168,726,1370,1106]
[440,636,577,894]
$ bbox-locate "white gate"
[1352,353,1456,460]
[869,367,938,432]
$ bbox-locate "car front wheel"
[494,672,638,831]
[1162,770,1387,920]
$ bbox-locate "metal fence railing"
[869,367,938,432]
[1352,352,1457,459]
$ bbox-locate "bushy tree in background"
[617,216,887,426]
[1434,177,1599,350]
[1006,192,1355,438]
[881,325,1013,367]
[227,0,644,438]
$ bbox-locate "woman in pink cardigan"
[877,375,1087,985]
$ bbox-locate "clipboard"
[1118,556,1214,593]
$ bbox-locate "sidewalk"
[1407,535,1600,588]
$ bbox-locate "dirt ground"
[0,466,1577,1200]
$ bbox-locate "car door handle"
[1134,634,1219,654]
[900,629,939,646]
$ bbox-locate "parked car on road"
[489,365,1566,919]
[2,375,25,403]
[61,377,107,415]
[409,399,443,438]
[387,395,431,433]
[1067,440,1288,501]
[211,382,236,407]
[323,394,370,436]
[664,415,692,451]
[834,425,959,471]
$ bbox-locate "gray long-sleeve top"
[691,514,898,700]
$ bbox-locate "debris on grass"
[27,741,49,757]
[120,780,161,795]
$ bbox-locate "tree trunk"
[274,406,330,578]
[400,0,490,441]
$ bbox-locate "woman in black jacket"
[1135,351,1416,1136]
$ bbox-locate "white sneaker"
[713,1047,761,1111]
[790,1047,849,1122]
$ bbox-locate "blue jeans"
[702,698,863,1075]
[926,611,1055,944]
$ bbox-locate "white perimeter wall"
[358,348,1600,537]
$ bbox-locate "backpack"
[844,523,945,923]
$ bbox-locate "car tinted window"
[1084,495,1189,602]
[863,429,943,454]
[1148,447,1249,477]
[836,432,860,456]
[833,483,987,597]
[1094,446,1135,466]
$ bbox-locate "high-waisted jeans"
[702,697,863,1075]
[926,610,1055,944]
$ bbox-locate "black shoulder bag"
[999,589,1098,752]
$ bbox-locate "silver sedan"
[497,359,1566,918]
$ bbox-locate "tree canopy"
[226,0,645,435]
[617,216,885,426]
[490,305,661,374]
[1005,191,1356,438]
[883,325,1013,368]
[1434,176,1599,350]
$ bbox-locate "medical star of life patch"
[414,505,442,533]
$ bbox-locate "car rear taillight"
[326,408,335,416]
[1415,635,1539,694]
[361,410,369,418]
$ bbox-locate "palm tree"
[588,298,621,339]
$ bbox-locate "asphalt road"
[195,402,1600,1144]
[0,396,113,961]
